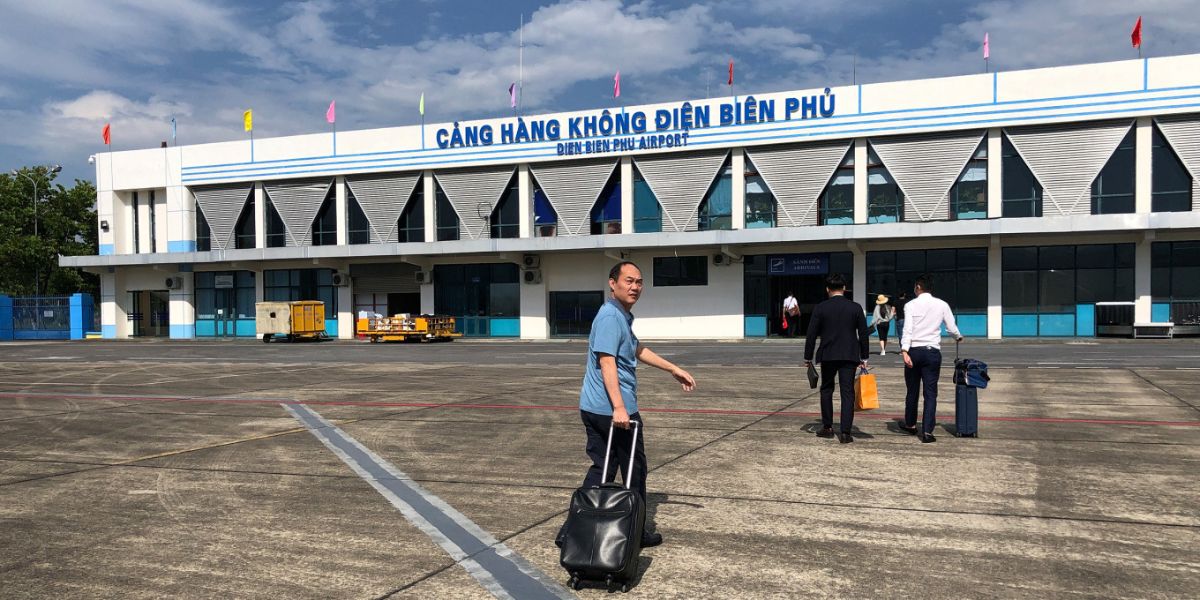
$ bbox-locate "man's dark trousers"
[581,410,647,500]
[904,347,942,434]
[820,360,858,433]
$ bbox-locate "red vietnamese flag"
[102,123,111,145]
[727,59,734,86]
[1131,16,1142,48]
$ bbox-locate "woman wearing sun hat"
[871,294,895,355]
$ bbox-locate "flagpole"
[332,121,337,157]
[518,13,524,116]
[250,129,254,163]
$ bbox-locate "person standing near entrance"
[578,261,696,547]
[803,274,870,444]
[899,274,963,443]
[872,295,895,355]
[782,291,800,337]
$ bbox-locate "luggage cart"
[361,314,462,343]
[256,301,327,342]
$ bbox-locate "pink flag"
[508,83,517,108]
[983,33,990,59]
[614,71,620,99]
[326,100,335,124]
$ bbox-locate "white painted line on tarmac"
[284,403,573,600]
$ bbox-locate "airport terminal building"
[63,54,1200,340]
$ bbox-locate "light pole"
[11,165,62,297]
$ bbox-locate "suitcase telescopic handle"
[601,420,640,490]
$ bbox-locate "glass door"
[215,288,237,337]
[550,291,605,337]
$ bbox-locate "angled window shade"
[1154,115,1200,211]
[746,141,852,227]
[262,179,334,246]
[190,185,252,251]
[869,131,986,221]
[346,173,421,243]
[633,150,730,231]
[433,166,517,240]
[1004,121,1134,216]
[529,159,619,236]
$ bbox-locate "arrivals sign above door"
[767,254,828,276]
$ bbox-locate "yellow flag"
[243,109,253,132]
[419,93,425,116]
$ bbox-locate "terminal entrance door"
[213,287,237,337]
[128,291,169,337]
[769,275,830,335]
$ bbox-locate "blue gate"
[0,294,95,341]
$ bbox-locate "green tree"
[0,168,98,298]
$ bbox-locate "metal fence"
[13,296,71,336]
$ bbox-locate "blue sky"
[1,0,1196,183]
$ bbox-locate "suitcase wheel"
[621,583,630,593]
[567,577,581,590]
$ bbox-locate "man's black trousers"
[819,361,858,433]
[581,409,647,501]
[904,347,942,434]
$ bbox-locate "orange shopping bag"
[854,367,879,411]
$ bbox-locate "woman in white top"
[872,295,895,355]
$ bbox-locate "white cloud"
[4,0,1200,183]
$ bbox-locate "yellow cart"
[256,301,327,342]
[362,314,462,343]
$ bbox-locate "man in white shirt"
[899,274,963,443]
[782,292,800,337]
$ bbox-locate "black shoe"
[919,431,937,443]
[837,431,854,444]
[897,422,918,435]
[641,531,663,547]
[816,427,835,438]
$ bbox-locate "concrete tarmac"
[0,339,1198,598]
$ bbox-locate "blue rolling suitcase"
[952,342,988,438]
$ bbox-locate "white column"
[518,164,532,238]
[422,170,436,242]
[113,270,130,338]
[97,190,116,255]
[100,270,118,338]
[114,191,133,254]
[731,148,746,229]
[254,182,266,248]
[166,186,195,253]
[1135,232,1153,322]
[519,272,549,339]
[987,128,1003,219]
[420,283,435,314]
[620,157,633,234]
[335,176,348,245]
[1135,117,1152,214]
[254,269,265,304]
[153,189,168,253]
[853,138,868,224]
[337,285,353,339]
[169,271,195,339]
[851,244,866,308]
[987,236,1003,339]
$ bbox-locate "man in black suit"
[803,273,870,443]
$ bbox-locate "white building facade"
[63,55,1200,340]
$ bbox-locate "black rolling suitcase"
[559,421,645,593]
[952,341,989,438]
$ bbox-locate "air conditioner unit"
[523,269,542,284]
[331,272,350,287]
[165,276,183,290]
[712,253,727,266]
[522,253,541,269]
[415,270,433,285]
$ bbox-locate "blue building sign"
[767,253,828,276]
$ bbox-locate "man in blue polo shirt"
[578,260,696,548]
